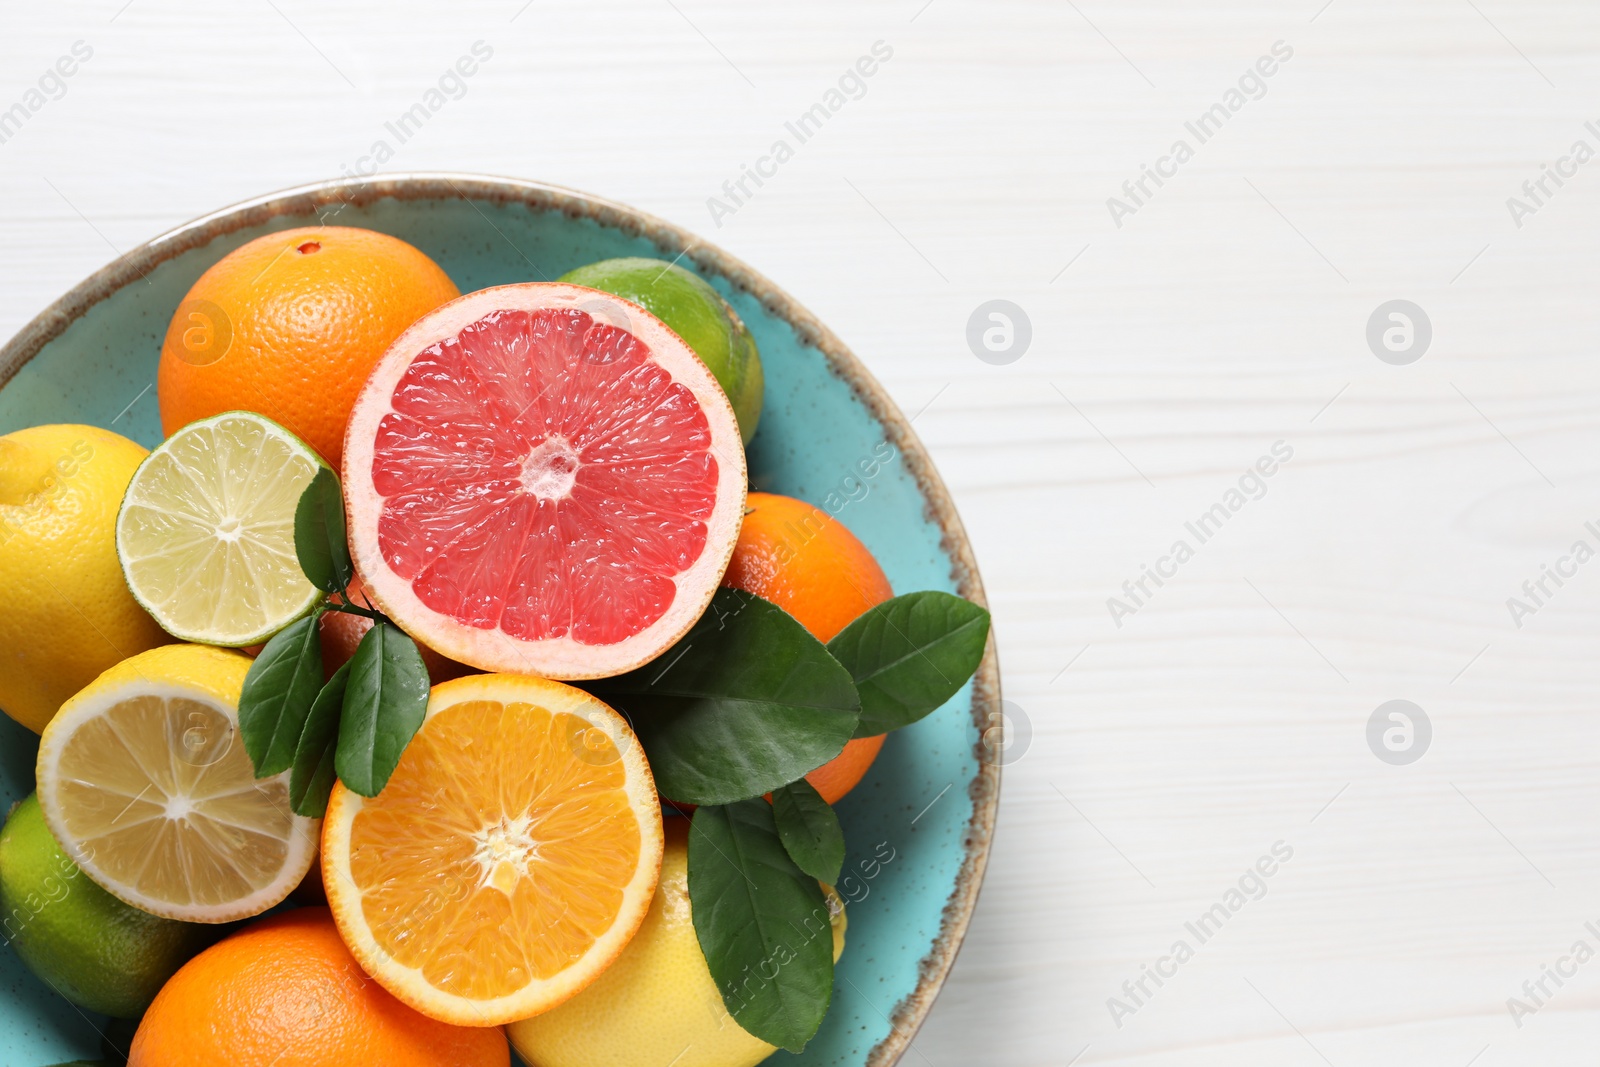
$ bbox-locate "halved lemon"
[322,673,664,1026]
[116,410,325,647]
[34,644,320,922]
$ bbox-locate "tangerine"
[319,576,473,685]
[128,907,508,1067]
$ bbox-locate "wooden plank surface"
[5,1,1600,1063]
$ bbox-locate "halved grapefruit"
[343,283,747,679]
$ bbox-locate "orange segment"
[322,675,664,1026]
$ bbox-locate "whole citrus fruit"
[722,492,894,803]
[558,257,765,443]
[128,907,509,1067]
[0,424,170,733]
[241,575,472,687]
[157,226,459,469]
[508,819,844,1067]
[0,794,209,1018]
[319,576,472,685]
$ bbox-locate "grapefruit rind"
[342,283,748,680]
[320,673,666,1027]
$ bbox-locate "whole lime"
[559,257,765,444]
[0,794,208,1018]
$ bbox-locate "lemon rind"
[35,666,319,924]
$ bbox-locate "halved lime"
[116,411,325,646]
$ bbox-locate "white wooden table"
[6,1,1600,1063]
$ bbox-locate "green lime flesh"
[115,410,328,648]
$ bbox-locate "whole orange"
[722,491,894,803]
[157,226,459,469]
[128,907,508,1067]
[320,576,474,685]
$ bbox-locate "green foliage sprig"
[593,585,991,1050]
[238,470,429,816]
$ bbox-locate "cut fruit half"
[322,673,664,1026]
[34,644,320,923]
[342,283,747,679]
[117,411,326,647]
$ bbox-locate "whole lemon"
[0,425,169,732]
[508,819,845,1067]
[0,794,209,1018]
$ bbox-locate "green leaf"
[771,779,844,884]
[689,800,834,1052]
[335,621,430,796]
[238,612,325,777]
[827,591,991,738]
[590,588,860,805]
[294,467,354,596]
[289,660,351,817]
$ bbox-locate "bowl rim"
[0,172,1001,1067]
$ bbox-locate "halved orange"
[321,674,663,1026]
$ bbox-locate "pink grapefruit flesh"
[343,283,747,679]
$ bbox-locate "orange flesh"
[346,699,642,1000]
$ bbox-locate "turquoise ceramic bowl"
[0,175,999,1067]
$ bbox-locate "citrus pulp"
[342,283,746,679]
[34,644,319,922]
[322,673,664,1025]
